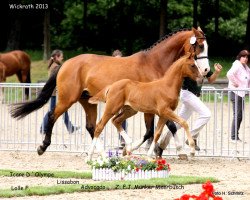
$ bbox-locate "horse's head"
[180,52,203,81]
[184,27,210,76]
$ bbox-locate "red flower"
[175,181,223,200]
[157,158,167,165]
[202,181,215,196]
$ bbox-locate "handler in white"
[154,63,222,157]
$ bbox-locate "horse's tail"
[88,86,110,104]
[10,66,60,120]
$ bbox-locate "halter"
[190,36,209,60]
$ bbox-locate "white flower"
[97,156,104,166]
[127,165,131,171]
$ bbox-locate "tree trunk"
[193,0,198,28]
[159,0,168,38]
[214,0,219,37]
[43,9,51,61]
[6,18,21,50]
[246,0,250,48]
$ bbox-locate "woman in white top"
[227,49,250,142]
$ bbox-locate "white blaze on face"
[195,40,210,76]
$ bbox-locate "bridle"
[190,35,208,61]
[189,35,209,74]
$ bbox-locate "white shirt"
[227,60,250,97]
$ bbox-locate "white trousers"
[158,89,211,149]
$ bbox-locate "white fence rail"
[0,83,249,159]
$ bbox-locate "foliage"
[2,0,250,56]
[87,152,170,173]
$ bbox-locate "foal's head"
[184,27,210,76]
[178,53,201,81]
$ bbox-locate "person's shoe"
[186,139,200,151]
[231,138,243,143]
[154,143,163,158]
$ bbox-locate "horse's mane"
[143,28,191,52]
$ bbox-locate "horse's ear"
[192,27,199,36]
[197,26,203,32]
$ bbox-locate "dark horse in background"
[0,50,31,99]
[10,27,210,157]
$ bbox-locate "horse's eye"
[199,44,204,51]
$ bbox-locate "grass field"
[5,50,233,83]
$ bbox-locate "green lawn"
[0,169,219,198]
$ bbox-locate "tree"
[246,0,250,49]
[43,9,51,61]
[193,0,198,28]
[6,18,21,50]
[159,0,168,38]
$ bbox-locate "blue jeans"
[40,96,74,133]
[230,92,244,140]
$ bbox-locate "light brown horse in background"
[87,53,202,160]
[0,62,6,82]
[0,50,31,99]
[10,27,210,156]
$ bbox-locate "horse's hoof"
[122,147,127,156]
[178,154,188,160]
[190,152,195,157]
[37,146,44,155]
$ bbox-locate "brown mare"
[10,27,210,156]
[0,62,6,82]
[0,50,31,99]
[87,53,201,160]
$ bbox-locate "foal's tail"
[10,66,60,120]
[88,86,110,104]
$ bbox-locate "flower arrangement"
[87,151,170,180]
[175,181,223,200]
[87,150,170,174]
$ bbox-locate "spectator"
[227,49,250,143]
[40,49,80,134]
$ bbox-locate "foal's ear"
[186,52,195,59]
[186,52,191,58]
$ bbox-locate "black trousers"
[230,92,244,140]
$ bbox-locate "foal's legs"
[143,114,179,150]
[112,106,138,153]
[87,101,124,161]
[161,110,195,156]
[147,117,167,158]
